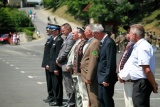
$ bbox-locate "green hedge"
[22,28,33,37]
[16,27,35,37]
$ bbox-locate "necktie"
[119,43,134,70]
[100,42,103,47]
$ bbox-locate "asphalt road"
[0,7,160,107]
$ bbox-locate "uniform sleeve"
[55,39,64,70]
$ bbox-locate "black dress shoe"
[64,104,75,107]
[63,103,68,107]
[49,101,62,106]
[43,97,54,103]
[67,105,75,107]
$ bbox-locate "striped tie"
[120,43,134,70]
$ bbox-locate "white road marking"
[155,79,160,81]
[15,67,19,69]
[33,54,36,56]
[10,64,14,66]
[155,73,160,75]
[6,62,9,64]
[20,71,25,73]
[114,98,160,100]
[37,82,46,84]
[28,76,37,78]
[3,60,5,61]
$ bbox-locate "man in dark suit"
[56,23,75,107]
[92,24,117,107]
[47,25,64,106]
[41,25,54,103]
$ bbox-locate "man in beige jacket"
[80,24,100,107]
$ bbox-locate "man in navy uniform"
[41,25,54,103]
[48,24,64,106]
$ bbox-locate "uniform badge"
[92,51,97,56]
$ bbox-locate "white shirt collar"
[133,38,145,49]
[87,37,94,43]
[101,34,108,44]
[53,35,58,40]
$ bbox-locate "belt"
[124,79,135,82]
[73,72,81,75]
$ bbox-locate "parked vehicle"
[0,34,10,44]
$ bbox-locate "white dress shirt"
[100,34,108,44]
[82,37,94,54]
[119,38,155,80]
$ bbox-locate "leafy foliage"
[43,0,134,25]
[87,0,134,24]
[0,7,34,34]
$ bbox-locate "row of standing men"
[41,23,158,107]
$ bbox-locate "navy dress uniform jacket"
[41,37,53,68]
[49,35,64,72]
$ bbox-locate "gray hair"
[130,24,145,38]
[61,23,72,31]
[85,24,93,31]
[91,24,104,32]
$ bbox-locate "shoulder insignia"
[92,51,98,56]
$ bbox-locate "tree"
[87,0,134,25]
[0,7,34,33]
[2,0,8,7]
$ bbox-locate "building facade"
[8,0,42,7]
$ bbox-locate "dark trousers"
[98,83,115,107]
[45,69,54,98]
[63,72,75,105]
[52,70,63,104]
[132,79,152,107]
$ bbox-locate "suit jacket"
[81,38,100,82]
[49,35,64,72]
[97,36,117,84]
[41,36,53,68]
[57,33,75,71]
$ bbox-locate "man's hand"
[45,65,49,70]
[102,82,109,87]
[118,76,124,83]
[153,82,158,93]
[54,70,59,76]
[86,80,92,84]
[56,60,61,67]
[66,66,73,74]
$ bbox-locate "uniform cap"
[77,27,85,32]
[49,25,61,31]
[48,23,61,31]
[46,25,50,30]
